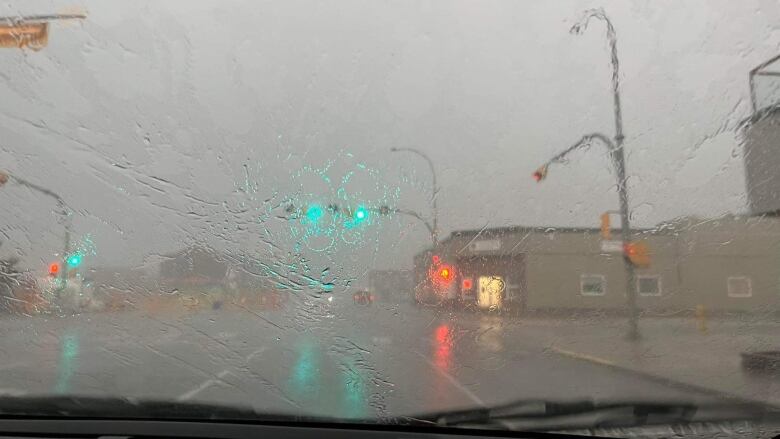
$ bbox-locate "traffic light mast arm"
[7,173,71,228]
[0,13,86,23]
[389,147,439,246]
[3,172,72,286]
[372,206,435,245]
[8,174,66,206]
[393,208,434,237]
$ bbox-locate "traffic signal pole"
[2,173,72,289]
[0,14,84,290]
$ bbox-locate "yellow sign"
[601,212,611,240]
[0,22,49,50]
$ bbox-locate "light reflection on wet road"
[55,332,79,394]
[0,301,752,418]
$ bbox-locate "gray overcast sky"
[1,0,779,279]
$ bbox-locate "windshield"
[1,0,779,436]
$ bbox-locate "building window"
[580,274,606,296]
[727,276,752,298]
[637,275,662,296]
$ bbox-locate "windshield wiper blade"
[423,399,777,430]
[0,395,262,420]
[0,395,434,427]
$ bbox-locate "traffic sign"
[600,240,623,253]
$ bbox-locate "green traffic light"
[305,204,324,223]
[67,255,82,267]
[354,206,368,223]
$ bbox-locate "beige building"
[416,215,780,314]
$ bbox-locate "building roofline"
[739,104,780,133]
[444,224,654,239]
[438,214,771,246]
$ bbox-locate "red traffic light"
[430,263,454,285]
[623,241,651,267]
[48,262,60,276]
[532,165,548,183]
[462,277,473,290]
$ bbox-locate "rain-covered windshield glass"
[1,1,779,436]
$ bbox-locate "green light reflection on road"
[54,333,80,394]
[287,339,320,401]
[340,358,368,418]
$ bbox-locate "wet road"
[0,299,736,419]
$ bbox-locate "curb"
[548,345,778,408]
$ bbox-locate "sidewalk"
[519,317,780,406]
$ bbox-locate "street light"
[0,171,72,288]
[390,147,439,246]
[534,8,640,341]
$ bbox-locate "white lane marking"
[177,369,232,401]
[176,346,268,401]
[414,351,485,407]
[246,347,267,363]
[550,346,615,367]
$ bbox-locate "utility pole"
[534,8,639,340]
[0,172,72,289]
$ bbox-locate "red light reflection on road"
[433,324,453,371]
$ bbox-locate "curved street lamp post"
[534,9,639,341]
[390,147,439,247]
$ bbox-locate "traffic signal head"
[430,263,454,285]
[532,165,548,183]
[624,241,650,267]
[427,258,456,293]
[354,206,369,223]
[600,212,611,240]
[48,262,60,276]
[304,204,324,223]
[0,22,49,51]
[67,254,82,268]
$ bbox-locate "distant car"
[352,290,374,305]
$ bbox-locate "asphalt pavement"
[0,297,754,419]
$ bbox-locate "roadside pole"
[534,8,640,340]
